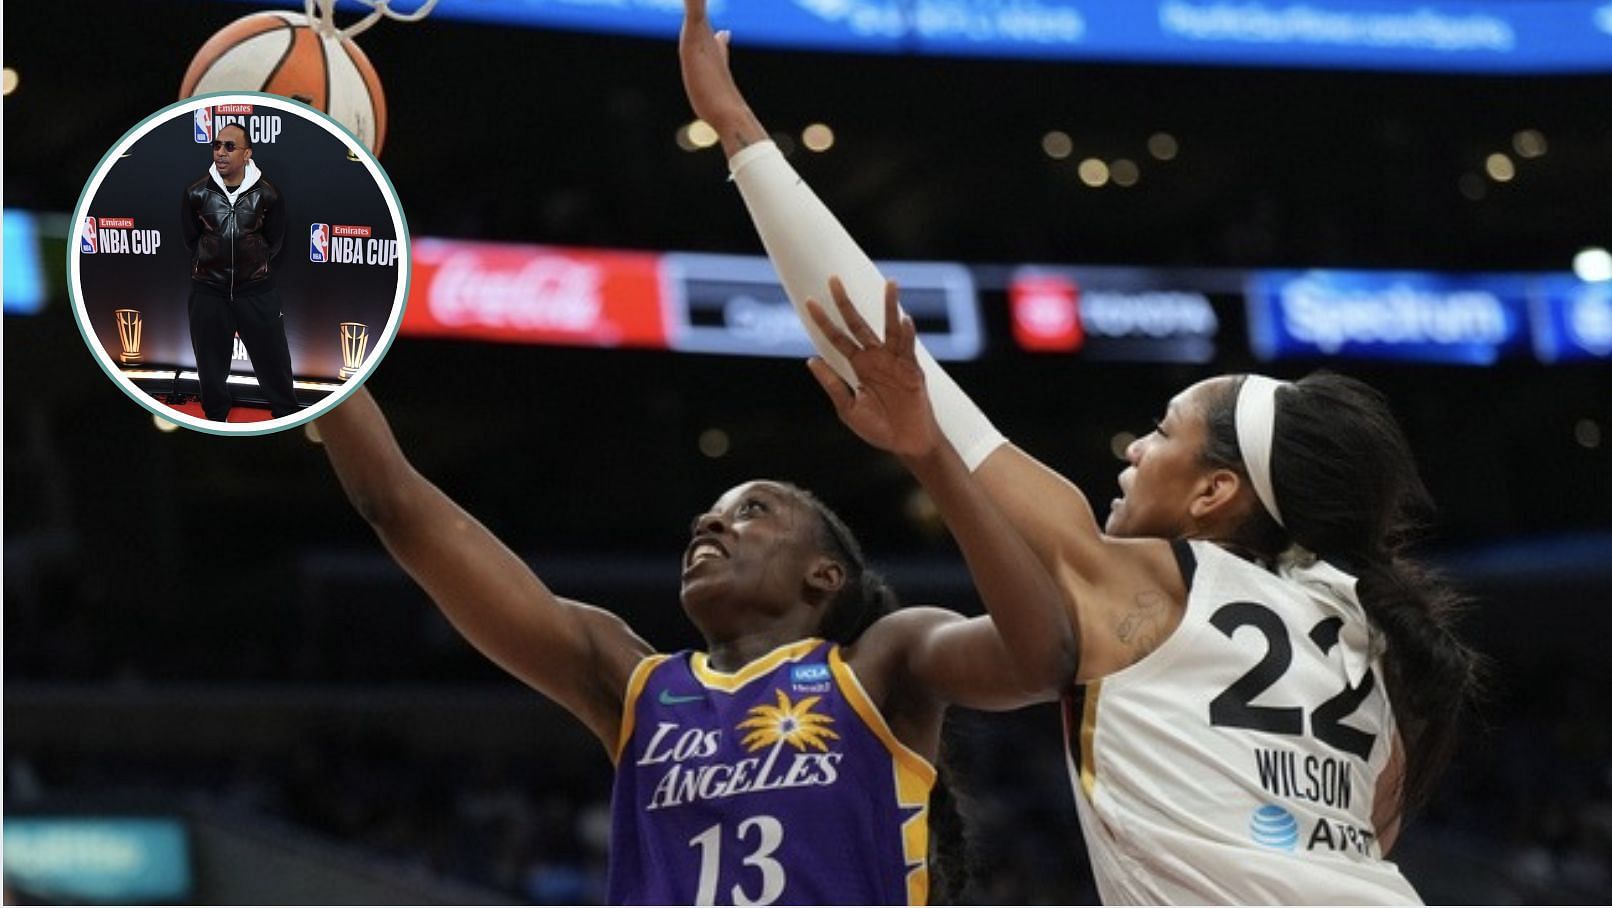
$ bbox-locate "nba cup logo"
[310,223,329,262]
[338,321,369,380]
[114,309,143,365]
[193,107,213,143]
[81,217,98,255]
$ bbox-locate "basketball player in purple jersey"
[314,388,1077,905]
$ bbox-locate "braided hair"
[780,483,975,904]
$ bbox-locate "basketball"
[180,11,387,154]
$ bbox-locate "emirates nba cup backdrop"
[72,93,407,423]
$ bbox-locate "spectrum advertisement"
[1246,269,1534,365]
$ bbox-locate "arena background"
[4,0,1610,903]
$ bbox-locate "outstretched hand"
[806,278,943,461]
[679,0,753,143]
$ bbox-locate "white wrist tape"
[728,140,1007,470]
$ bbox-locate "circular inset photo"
[69,91,409,435]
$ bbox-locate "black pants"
[188,286,298,421]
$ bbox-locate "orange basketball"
[180,11,387,154]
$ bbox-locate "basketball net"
[304,0,438,39]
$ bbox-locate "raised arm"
[314,388,654,754]
[679,0,766,155]
[679,0,1183,680]
[809,282,1183,682]
[809,286,1078,698]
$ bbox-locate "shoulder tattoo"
[1115,589,1169,658]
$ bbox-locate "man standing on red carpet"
[180,123,298,422]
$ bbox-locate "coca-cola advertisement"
[401,239,668,349]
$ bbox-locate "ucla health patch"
[790,663,831,693]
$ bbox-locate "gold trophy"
[338,321,369,380]
[114,309,143,365]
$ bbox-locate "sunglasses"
[210,140,247,152]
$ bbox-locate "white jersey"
[1064,540,1421,904]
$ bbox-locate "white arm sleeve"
[728,140,1007,470]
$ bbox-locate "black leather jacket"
[181,171,286,296]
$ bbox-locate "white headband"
[1235,374,1289,527]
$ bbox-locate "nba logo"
[194,108,213,143]
[310,223,329,262]
[81,217,98,255]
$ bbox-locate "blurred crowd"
[7,669,1609,903]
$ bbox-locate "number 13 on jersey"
[689,815,786,906]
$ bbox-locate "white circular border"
[67,91,411,437]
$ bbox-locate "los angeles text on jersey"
[635,722,842,811]
[314,224,399,267]
[1253,746,1375,854]
[86,217,162,255]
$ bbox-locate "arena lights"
[698,428,731,458]
[1512,129,1548,159]
[1147,131,1178,161]
[1078,158,1110,187]
[904,488,944,539]
[1042,130,1074,160]
[1110,431,1137,461]
[2,67,18,96]
[801,123,835,153]
[1484,152,1516,182]
[1572,247,1612,282]
[1110,158,1140,187]
[152,414,182,433]
[1575,418,1602,449]
[678,119,720,152]
[1458,172,1487,201]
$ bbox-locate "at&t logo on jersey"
[309,223,399,267]
[790,663,832,694]
[1247,800,1378,855]
[84,218,162,255]
[193,108,213,143]
[310,223,329,262]
[1249,804,1298,851]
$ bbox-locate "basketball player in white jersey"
[679,3,1482,902]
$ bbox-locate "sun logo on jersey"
[738,690,839,753]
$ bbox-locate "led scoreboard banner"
[246,0,1612,74]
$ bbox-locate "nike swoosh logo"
[658,690,704,706]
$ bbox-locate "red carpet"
[161,400,276,423]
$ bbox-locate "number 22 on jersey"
[1208,602,1378,760]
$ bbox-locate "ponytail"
[1204,372,1485,819]
[1354,556,1484,813]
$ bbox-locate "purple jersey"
[607,638,934,905]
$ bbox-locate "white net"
[304,0,439,39]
